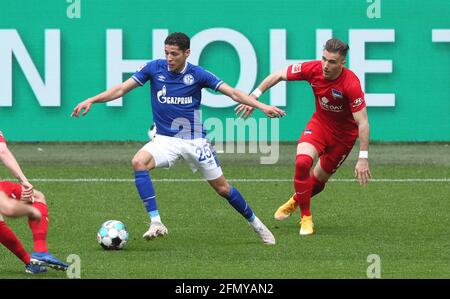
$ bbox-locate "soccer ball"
[97,220,129,250]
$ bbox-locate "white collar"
[168,62,188,74]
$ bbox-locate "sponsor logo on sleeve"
[304,128,312,135]
[353,98,363,107]
[291,63,302,74]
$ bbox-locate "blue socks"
[134,172,253,223]
[134,171,159,221]
[225,187,255,221]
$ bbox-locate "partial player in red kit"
[236,38,371,236]
[0,131,68,273]
[0,191,41,219]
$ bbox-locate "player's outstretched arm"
[71,78,140,117]
[219,83,285,118]
[235,68,288,119]
[353,108,372,186]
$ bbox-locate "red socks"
[0,202,50,265]
[293,154,314,217]
[0,221,31,264]
[293,155,327,217]
[310,173,325,197]
[28,202,49,252]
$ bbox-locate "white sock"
[249,216,261,228]
[151,215,161,223]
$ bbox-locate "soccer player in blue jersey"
[71,32,285,245]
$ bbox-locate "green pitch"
[0,143,449,278]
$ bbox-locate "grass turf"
[0,142,448,278]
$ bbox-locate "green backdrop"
[0,0,449,141]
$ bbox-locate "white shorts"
[142,135,223,181]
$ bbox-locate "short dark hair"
[324,38,349,58]
[164,32,190,51]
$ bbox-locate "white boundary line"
[12,178,450,183]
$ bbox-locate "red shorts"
[0,181,22,200]
[298,117,357,174]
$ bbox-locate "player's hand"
[354,158,372,186]
[20,181,34,202]
[261,105,286,118]
[235,104,255,119]
[71,100,92,117]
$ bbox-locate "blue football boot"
[31,252,68,271]
[25,263,48,274]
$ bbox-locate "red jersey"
[0,131,5,143]
[286,60,366,137]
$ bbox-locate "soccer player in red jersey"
[236,38,372,235]
[0,192,44,273]
[0,131,68,272]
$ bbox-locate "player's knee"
[295,154,314,180]
[131,156,148,171]
[215,184,231,198]
[33,190,46,204]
